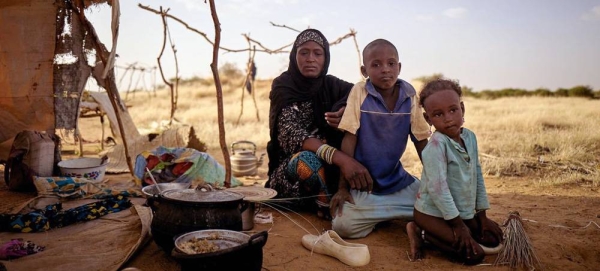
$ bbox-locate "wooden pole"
[207,0,232,188]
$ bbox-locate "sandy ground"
[121,148,600,271]
[2,141,599,271]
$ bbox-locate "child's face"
[295,41,325,78]
[422,89,465,139]
[361,44,400,92]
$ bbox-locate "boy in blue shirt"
[330,39,430,238]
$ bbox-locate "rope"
[522,218,600,230]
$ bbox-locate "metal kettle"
[230,141,265,177]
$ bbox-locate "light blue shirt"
[414,128,490,220]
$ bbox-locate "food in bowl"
[179,233,221,254]
[174,230,251,255]
[58,157,107,183]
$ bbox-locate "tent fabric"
[0,197,152,271]
[0,0,58,160]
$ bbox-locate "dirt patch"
[1,146,599,271]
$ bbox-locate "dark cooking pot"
[172,230,268,271]
[147,186,247,252]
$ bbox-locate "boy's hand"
[325,106,345,128]
[340,159,373,192]
[330,187,354,218]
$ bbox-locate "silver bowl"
[174,229,251,255]
[142,182,190,198]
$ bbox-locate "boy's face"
[361,44,401,92]
[422,89,465,140]
[295,41,325,78]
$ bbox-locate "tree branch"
[140,4,288,54]
[269,21,300,32]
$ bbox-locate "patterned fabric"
[267,28,352,213]
[0,195,131,233]
[287,151,330,205]
[34,176,142,199]
[268,102,333,208]
[0,239,45,260]
[294,29,326,48]
[134,146,242,188]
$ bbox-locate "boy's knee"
[331,215,351,237]
[332,215,370,239]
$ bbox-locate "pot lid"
[161,188,244,203]
[228,186,277,202]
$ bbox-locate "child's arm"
[334,81,372,191]
[476,210,504,244]
[421,136,460,221]
[471,134,503,243]
[448,216,481,258]
[413,139,428,162]
[474,154,490,210]
[410,92,431,162]
[336,132,372,191]
[330,132,373,217]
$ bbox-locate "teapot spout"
[257,153,266,168]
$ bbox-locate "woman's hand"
[330,187,354,218]
[325,106,345,128]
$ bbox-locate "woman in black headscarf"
[266,29,369,219]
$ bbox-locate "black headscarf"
[267,29,352,177]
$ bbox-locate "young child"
[330,39,430,238]
[407,79,503,264]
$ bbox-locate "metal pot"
[172,229,268,271]
[241,202,258,231]
[230,141,265,177]
[147,185,247,252]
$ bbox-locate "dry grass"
[464,97,600,187]
[108,78,600,187]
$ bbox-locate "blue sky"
[86,0,600,91]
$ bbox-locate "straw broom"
[494,211,542,270]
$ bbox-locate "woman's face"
[295,41,325,78]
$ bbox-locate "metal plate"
[161,189,244,202]
[229,186,277,202]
